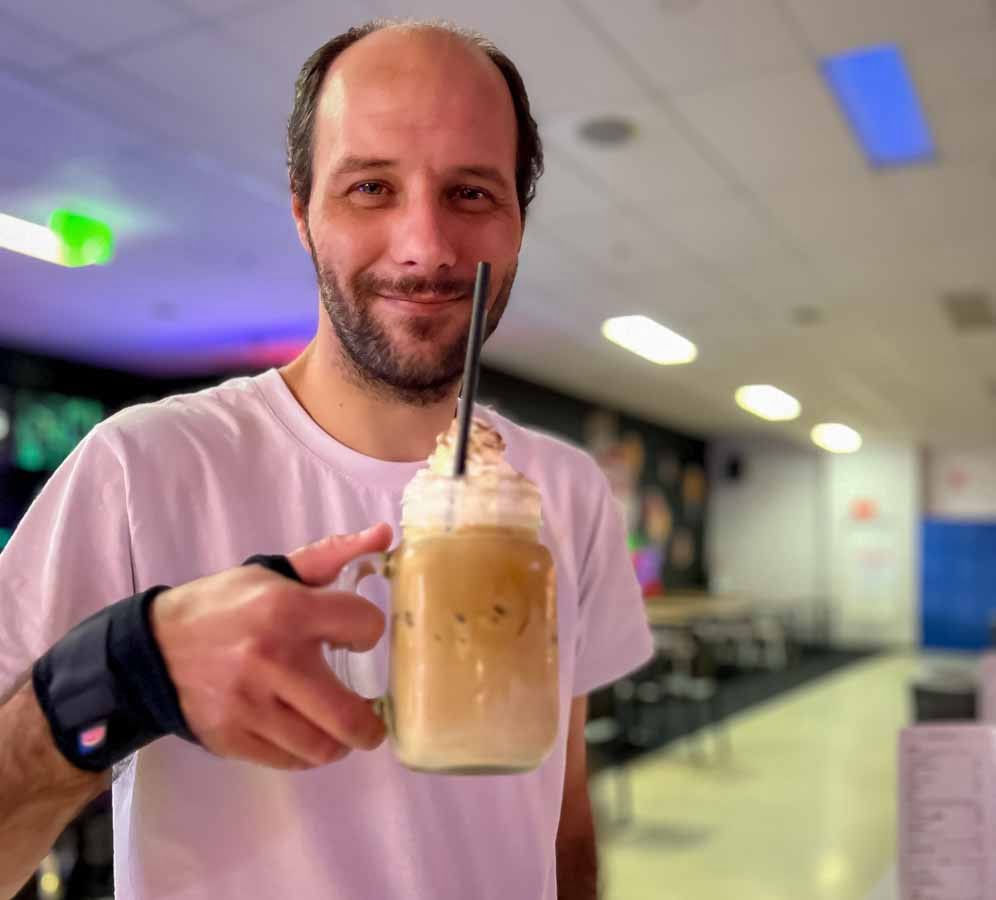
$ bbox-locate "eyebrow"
[330,156,397,177]
[454,165,512,192]
[328,158,512,192]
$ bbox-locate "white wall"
[706,436,921,648]
[826,443,920,648]
[926,448,996,519]
[706,437,824,637]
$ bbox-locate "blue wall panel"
[922,519,996,649]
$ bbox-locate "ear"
[290,187,312,255]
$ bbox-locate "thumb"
[287,523,393,586]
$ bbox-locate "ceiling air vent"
[942,290,995,332]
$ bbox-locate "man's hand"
[152,523,393,771]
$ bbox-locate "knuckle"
[338,699,378,746]
[369,603,387,632]
[255,585,291,631]
[246,630,287,666]
[316,736,349,765]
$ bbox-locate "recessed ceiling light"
[578,116,637,147]
[601,315,697,365]
[792,305,823,326]
[658,0,702,11]
[734,385,801,421]
[812,423,862,453]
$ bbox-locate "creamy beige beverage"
[385,418,559,773]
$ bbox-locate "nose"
[388,191,458,274]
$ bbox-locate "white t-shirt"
[0,368,654,900]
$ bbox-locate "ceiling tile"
[878,165,996,248]
[0,9,80,72]
[929,96,996,165]
[672,66,868,189]
[909,28,996,109]
[572,0,807,94]
[107,30,291,175]
[536,206,690,278]
[514,229,617,325]
[528,147,612,220]
[762,173,904,261]
[907,29,996,166]
[649,189,791,266]
[0,1,189,61]
[782,0,994,57]
[543,103,732,207]
[713,248,834,318]
[0,71,142,179]
[162,0,289,17]
[220,0,374,89]
[366,0,645,120]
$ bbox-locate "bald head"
[330,25,509,102]
[286,20,542,217]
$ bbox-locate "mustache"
[352,272,477,300]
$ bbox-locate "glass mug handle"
[321,551,393,725]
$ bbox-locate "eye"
[454,186,491,203]
[355,182,386,196]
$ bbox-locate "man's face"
[292,29,524,405]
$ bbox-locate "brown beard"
[307,232,514,406]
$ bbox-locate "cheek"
[472,218,522,268]
[309,202,385,272]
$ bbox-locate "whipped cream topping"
[425,416,519,480]
[402,416,541,532]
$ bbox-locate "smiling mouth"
[377,294,467,305]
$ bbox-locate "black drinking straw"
[453,261,491,478]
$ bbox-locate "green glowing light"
[48,210,114,267]
[13,391,104,472]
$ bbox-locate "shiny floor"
[593,652,928,900]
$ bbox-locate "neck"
[278,328,460,463]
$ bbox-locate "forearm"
[0,678,109,899]
[556,831,599,900]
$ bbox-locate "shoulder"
[93,373,271,460]
[483,407,608,501]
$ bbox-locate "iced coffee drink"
[385,418,559,774]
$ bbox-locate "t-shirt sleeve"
[571,461,655,697]
[0,427,135,698]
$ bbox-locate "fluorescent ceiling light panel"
[821,44,935,167]
[601,315,697,365]
[0,210,114,266]
[0,212,65,265]
[735,384,801,421]
[811,423,862,453]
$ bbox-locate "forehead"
[314,29,518,170]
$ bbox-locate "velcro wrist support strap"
[33,553,302,772]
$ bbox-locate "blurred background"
[3,1,996,898]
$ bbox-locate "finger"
[266,657,387,752]
[254,697,351,767]
[288,523,393,586]
[219,729,314,771]
[300,590,386,650]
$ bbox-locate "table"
[644,592,753,627]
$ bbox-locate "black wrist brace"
[33,553,302,772]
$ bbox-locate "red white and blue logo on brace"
[78,722,108,754]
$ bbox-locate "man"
[0,20,653,900]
